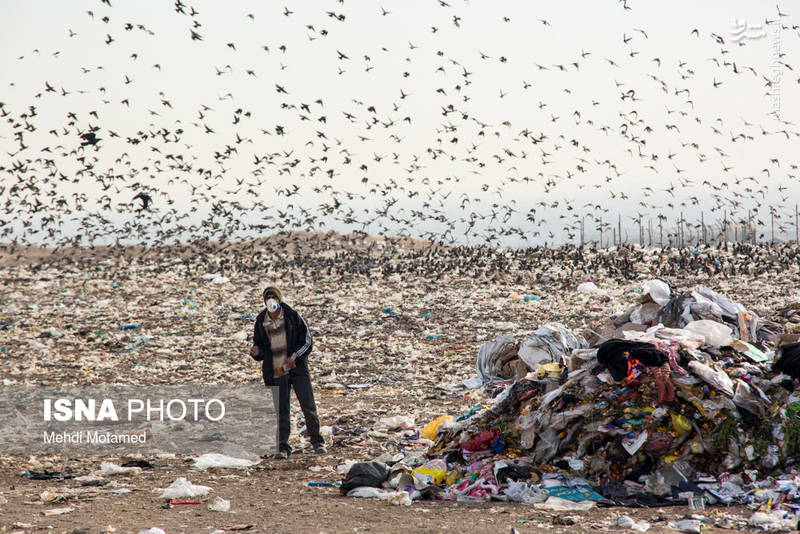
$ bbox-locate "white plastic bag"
[688,360,734,397]
[504,480,547,504]
[208,497,230,512]
[748,510,796,531]
[577,282,601,294]
[337,460,358,475]
[642,279,671,305]
[618,515,651,532]
[683,320,733,348]
[533,496,596,511]
[346,487,412,505]
[376,415,415,430]
[192,453,259,470]
[668,519,701,533]
[159,477,212,499]
[98,462,141,476]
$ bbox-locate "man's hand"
[250,345,259,357]
[284,358,296,370]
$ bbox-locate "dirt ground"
[0,435,753,534]
[2,238,797,533]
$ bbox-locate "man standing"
[250,286,326,458]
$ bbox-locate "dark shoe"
[313,445,327,454]
[274,450,290,459]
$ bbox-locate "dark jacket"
[252,302,313,386]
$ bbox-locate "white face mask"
[266,298,280,313]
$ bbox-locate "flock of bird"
[1,1,800,251]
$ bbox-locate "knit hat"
[262,286,283,302]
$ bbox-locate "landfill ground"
[1,233,799,533]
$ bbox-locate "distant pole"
[734,223,738,243]
[679,212,684,248]
[618,214,622,246]
[613,228,617,247]
[748,210,753,244]
[659,218,663,247]
[599,226,603,248]
[701,211,706,245]
[723,209,727,245]
[638,215,643,246]
[771,211,775,244]
[648,219,652,246]
[580,217,585,247]
[796,204,799,244]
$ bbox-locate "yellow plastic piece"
[670,411,692,435]
[420,415,453,440]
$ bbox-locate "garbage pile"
[341,280,800,513]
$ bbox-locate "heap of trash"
[340,279,800,514]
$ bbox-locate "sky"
[1,1,799,247]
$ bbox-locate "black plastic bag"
[340,461,389,494]
[597,339,667,381]
[775,342,800,379]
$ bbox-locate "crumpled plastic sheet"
[159,477,212,499]
[517,323,588,371]
[475,333,516,385]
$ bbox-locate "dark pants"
[271,367,323,452]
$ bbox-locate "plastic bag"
[411,467,446,488]
[533,496,596,511]
[376,415,415,431]
[159,477,212,499]
[670,412,692,435]
[192,453,259,470]
[340,462,388,494]
[420,415,453,440]
[650,325,705,350]
[668,519,701,533]
[732,380,767,417]
[618,515,651,532]
[98,462,141,476]
[683,320,733,348]
[688,360,734,397]
[503,480,547,504]
[346,487,412,506]
[517,323,587,370]
[536,362,563,379]
[577,282,601,293]
[208,497,230,512]
[642,279,671,306]
[748,510,796,530]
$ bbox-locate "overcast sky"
[1,1,798,247]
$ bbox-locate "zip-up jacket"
[252,302,313,386]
